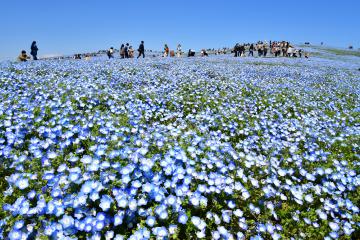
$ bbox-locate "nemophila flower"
[114,211,125,226]
[47,151,57,159]
[146,216,156,227]
[178,213,188,224]
[13,220,24,230]
[81,155,92,164]
[99,195,113,211]
[60,215,75,229]
[329,222,339,232]
[117,197,128,208]
[15,178,29,190]
[192,216,206,230]
[8,229,22,240]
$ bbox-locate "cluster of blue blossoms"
[0,55,359,239]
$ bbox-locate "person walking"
[30,41,38,60]
[120,44,125,58]
[137,41,145,58]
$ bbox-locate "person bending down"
[18,50,30,62]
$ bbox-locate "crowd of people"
[233,41,308,58]
[106,41,145,59]
[18,40,312,62]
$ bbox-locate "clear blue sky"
[0,0,359,60]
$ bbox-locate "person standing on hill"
[137,41,145,58]
[164,44,170,57]
[30,41,38,60]
[124,43,129,58]
[263,44,268,57]
[107,47,114,59]
[234,43,239,57]
[120,44,125,58]
[176,44,182,57]
[249,44,254,57]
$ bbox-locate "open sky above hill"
[0,0,359,60]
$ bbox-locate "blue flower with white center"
[117,197,128,208]
[178,213,188,224]
[146,216,156,227]
[94,221,105,231]
[114,211,125,226]
[80,181,93,194]
[128,199,137,211]
[60,215,75,229]
[81,155,92,164]
[227,200,236,209]
[14,220,24,230]
[47,151,57,159]
[8,229,22,240]
[15,178,29,190]
[317,210,327,220]
[89,191,100,202]
[99,195,113,211]
[191,216,206,230]
[329,222,339,232]
[69,172,80,182]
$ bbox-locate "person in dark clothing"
[30,41,38,60]
[257,45,263,57]
[107,47,114,59]
[124,43,129,58]
[234,43,239,57]
[120,44,125,58]
[298,49,302,58]
[188,49,195,57]
[249,44,254,57]
[239,45,245,56]
[137,41,145,58]
[263,45,268,57]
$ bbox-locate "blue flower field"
[0,53,359,239]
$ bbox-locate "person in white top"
[176,44,182,57]
[287,46,294,57]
